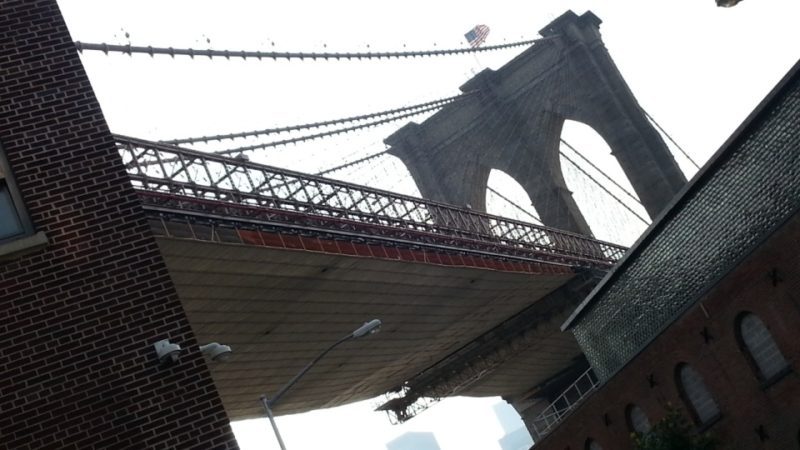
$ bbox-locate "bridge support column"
[385,10,687,235]
[541,11,687,219]
[387,122,490,211]
[388,103,593,234]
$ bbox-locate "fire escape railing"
[530,368,599,442]
[116,135,626,268]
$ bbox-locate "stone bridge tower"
[385,11,686,235]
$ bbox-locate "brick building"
[0,1,238,448]
[530,61,800,449]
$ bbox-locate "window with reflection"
[626,404,651,434]
[736,312,789,382]
[0,166,23,240]
[0,145,32,243]
[676,363,720,425]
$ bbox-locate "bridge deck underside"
[156,237,574,419]
[457,306,582,398]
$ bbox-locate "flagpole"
[465,25,489,74]
[472,51,482,72]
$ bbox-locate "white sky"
[55,1,799,448]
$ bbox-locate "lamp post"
[260,319,382,450]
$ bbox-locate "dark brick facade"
[568,67,800,381]
[0,1,238,448]
[535,212,800,450]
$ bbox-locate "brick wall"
[535,212,800,450]
[0,1,238,448]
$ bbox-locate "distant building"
[530,60,800,449]
[494,402,534,450]
[387,431,441,450]
[500,429,536,450]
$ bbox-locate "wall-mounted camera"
[200,342,232,362]
[153,339,182,365]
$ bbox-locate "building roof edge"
[562,57,800,331]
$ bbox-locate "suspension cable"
[316,151,543,224]
[164,92,475,145]
[642,109,700,170]
[487,186,542,223]
[315,150,390,176]
[559,139,642,206]
[74,37,551,62]
[214,102,444,156]
[559,152,650,226]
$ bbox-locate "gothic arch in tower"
[385,10,686,235]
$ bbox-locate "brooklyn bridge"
[106,10,689,423]
[4,1,797,449]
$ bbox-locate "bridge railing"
[116,135,626,267]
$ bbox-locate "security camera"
[200,342,232,362]
[154,339,182,365]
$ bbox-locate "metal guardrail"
[116,135,626,268]
[530,368,599,442]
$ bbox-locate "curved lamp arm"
[260,319,381,450]
[265,319,382,408]
[267,333,351,408]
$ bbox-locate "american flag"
[464,24,490,48]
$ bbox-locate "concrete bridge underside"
[156,234,583,419]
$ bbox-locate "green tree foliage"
[631,407,717,450]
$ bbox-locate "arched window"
[676,363,720,425]
[736,312,789,381]
[626,404,651,434]
[584,438,603,450]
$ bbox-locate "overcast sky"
[55,1,800,448]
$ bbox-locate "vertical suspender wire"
[642,109,700,170]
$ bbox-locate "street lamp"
[260,319,382,450]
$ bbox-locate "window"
[584,439,603,450]
[676,363,720,426]
[626,404,651,434]
[0,161,26,241]
[736,312,789,382]
[0,143,45,259]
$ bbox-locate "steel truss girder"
[376,271,604,424]
[117,135,626,269]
